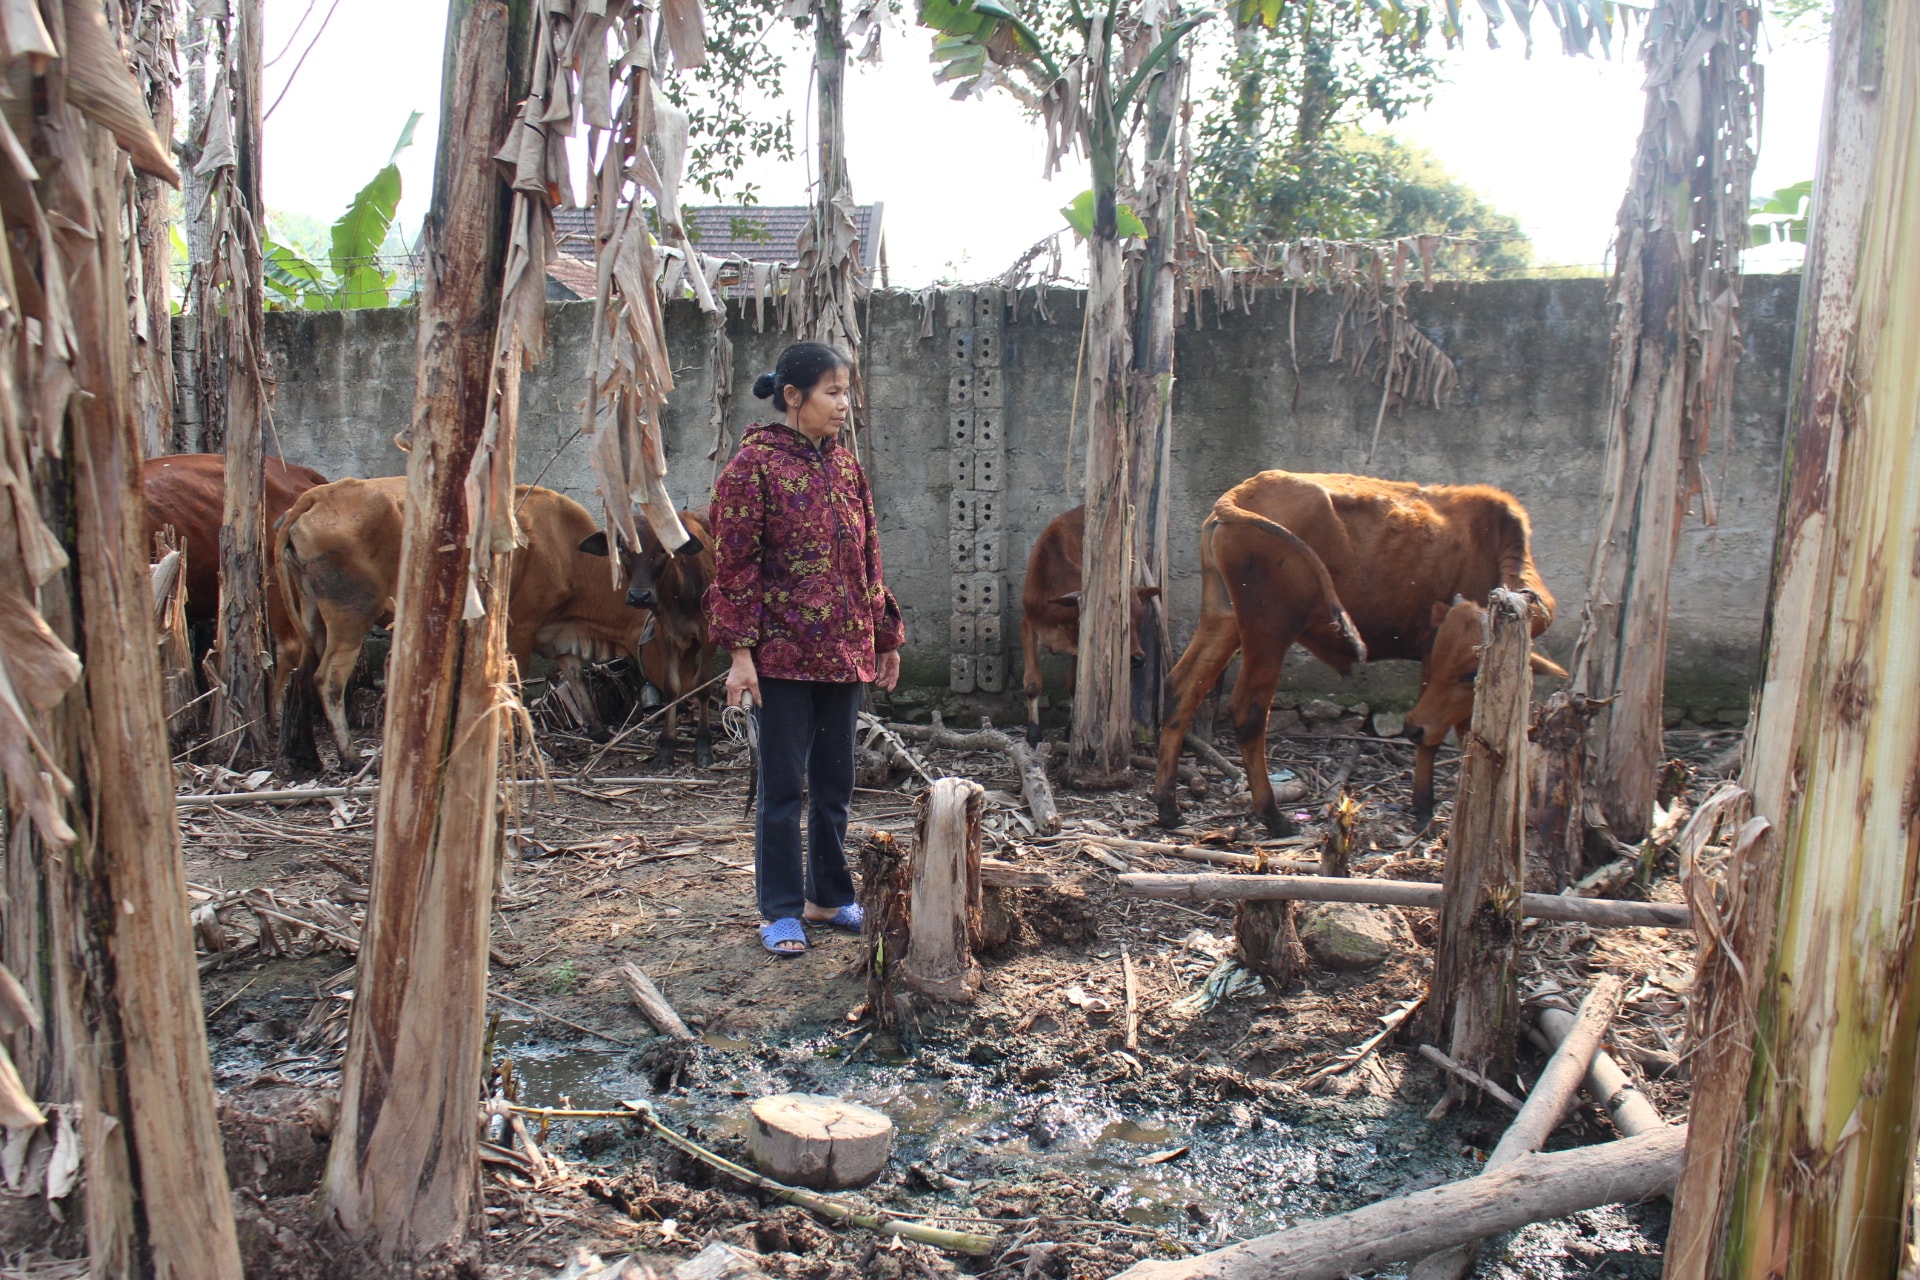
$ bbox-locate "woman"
[705,342,905,956]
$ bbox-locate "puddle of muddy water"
[490,1022,1666,1277]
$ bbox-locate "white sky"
[262,3,1829,285]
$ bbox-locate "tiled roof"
[545,253,598,300]
[550,204,884,270]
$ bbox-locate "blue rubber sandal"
[808,902,864,932]
[759,917,808,956]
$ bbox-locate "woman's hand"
[726,648,761,708]
[874,649,900,692]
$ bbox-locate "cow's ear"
[1430,600,1452,628]
[1048,591,1083,608]
[579,532,610,557]
[1529,651,1570,679]
[1135,585,1162,601]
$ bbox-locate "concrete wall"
[256,274,1799,721]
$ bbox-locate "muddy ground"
[166,688,1727,1280]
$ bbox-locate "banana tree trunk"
[1568,0,1757,842]
[129,0,177,459]
[1126,30,1183,732]
[0,32,240,1275]
[1069,217,1134,788]
[209,0,271,768]
[321,0,526,1265]
[1663,0,1920,1274]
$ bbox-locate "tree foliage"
[658,0,796,201]
[262,112,421,309]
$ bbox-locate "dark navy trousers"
[754,678,861,922]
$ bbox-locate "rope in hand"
[722,703,759,817]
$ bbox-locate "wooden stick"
[980,858,1053,888]
[1409,976,1625,1280]
[1183,734,1246,789]
[486,989,642,1049]
[1080,834,1318,872]
[1531,1005,1667,1138]
[1080,843,1133,873]
[894,717,1060,834]
[1116,874,1691,929]
[175,775,696,809]
[1110,1125,1687,1280]
[1122,949,1141,1052]
[615,962,696,1041]
[1418,1045,1521,1111]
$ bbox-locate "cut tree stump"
[1526,691,1602,892]
[896,717,1059,834]
[857,832,913,1036]
[746,1094,893,1190]
[1424,588,1533,1079]
[1234,900,1306,985]
[899,778,985,1003]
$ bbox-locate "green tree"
[1191,5,1441,242]
[660,0,796,200]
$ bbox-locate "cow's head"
[1047,586,1162,667]
[579,521,710,612]
[1403,595,1568,747]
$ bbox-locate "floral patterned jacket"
[704,423,905,683]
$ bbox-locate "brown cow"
[276,479,654,762]
[579,511,717,767]
[1402,595,1568,789]
[1019,504,1162,746]
[1153,471,1558,836]
[144,453,330,764]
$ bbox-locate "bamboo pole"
[1116,874,1690,929]
[1423,588,1532,1085]
[323,2,529,1266]
[1110,1126,1687,1280]
[1530,1005,1666,1138]
[1079,833,1317,871]
[1409,976,1624,1280]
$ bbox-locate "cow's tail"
[1207,498,1367,668]
[274,493,323,673]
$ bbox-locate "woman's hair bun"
[751,372,779,400]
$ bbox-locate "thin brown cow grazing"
[1153,471,1559,836]
[579,510,717,767]
[1019,504,1161,746]
[276,479,656,762]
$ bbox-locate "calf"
[1154,471,1558,835]
[1019,504,1161,746]
[276,479,653,762]
[1401,595,1568,780]
[579,510,717,767]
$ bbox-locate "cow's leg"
[312,611,368,766]
[654,655,679,769]
[1227,643,1296,838]
[1412,742,1439,825]
[1152,612,1241,828]
[1021,616,1045,746]
[691,647,713,768]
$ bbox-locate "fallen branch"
[1183,734,1245,791]
[1531,1002,1667,1137]
[620,1100,996,1254]
[1079,834,1317,873]
[175,775,698,810]
[1410,976,1624,1279]
[859,714,938,786]
[1111,1125,1687,1280]
[1122,949,1141,1052]
[616,962,697,1042]
[895,716,1059,834]
[1118,874,1691,929]
[980,858,1053,888]
[487,989,642,1049]
[1417,1045,1521,1111]
[1302,997,1423,1087]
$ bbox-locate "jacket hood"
[743,421,840,458]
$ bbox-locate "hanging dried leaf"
[62,0,179,184]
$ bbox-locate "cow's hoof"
[1025,722,1042,748]
[1411,802,1435,828]
[653,743,676,770]
[694,742,713,768]
[1260,807,1298,839]
[1156,798,1182,830]
[586,725,612,745]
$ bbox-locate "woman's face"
[784,365,851,442]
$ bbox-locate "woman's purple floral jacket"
[704,422,905,683]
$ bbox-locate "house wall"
[252,273,1799,722]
